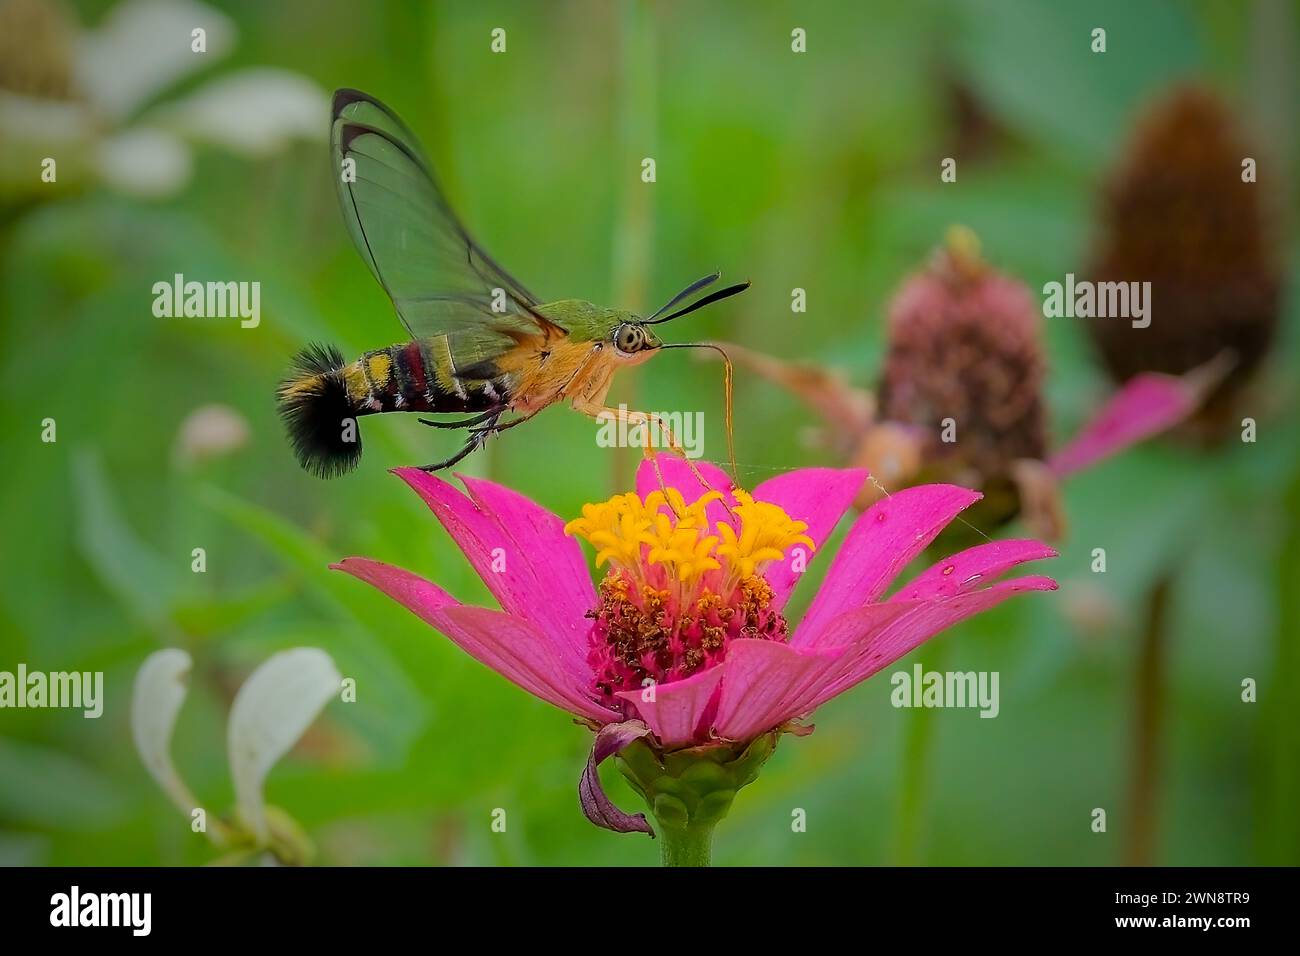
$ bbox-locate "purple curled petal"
[579,720,655,837]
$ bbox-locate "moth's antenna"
[658,342,738,482]
[644,272,720,322]
[645,281,751,325]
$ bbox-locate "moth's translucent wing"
[330,89,560,343]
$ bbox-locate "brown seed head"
[1086,85,1282,438]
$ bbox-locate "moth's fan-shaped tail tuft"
[276,343,362,478]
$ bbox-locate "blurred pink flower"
[334,457,1056,842]
[725,228,1222,545]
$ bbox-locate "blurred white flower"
[173,403,251,466]
[227,649,342,844]
[157,68,329,159]
[131,646,342,864]
[0,0,326,202]
[74,0,235,122]
[96,126,192,197]
[130,648,200,818]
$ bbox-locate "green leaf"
[0,738,129,830]
[72,450,180,630]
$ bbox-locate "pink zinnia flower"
[333,456,1057,864]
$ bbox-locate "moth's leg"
[572,399,726,511]
[414,437,481,473]
[418,408,502,429]
[472,409,539,436]
[567,348,733,510]
[415,412,503,472]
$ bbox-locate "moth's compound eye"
[615,324,644,353]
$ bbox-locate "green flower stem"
[659,823,716,867]
[892,639,949,864]
[1124,569,1173,866]
[1262,463,1300,862]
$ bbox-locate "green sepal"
[263,804,316,866]
[616,732,778,833]
[214,805,315,866]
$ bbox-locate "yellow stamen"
[564,492,655,570]
[565,485,814,589]
[715,489,815,581]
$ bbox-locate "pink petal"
[391,467,592,674]
[751,467,868,609]
[635,454,736,529]
[792,484,981,648]
[890,539,1059,602]
[332,557,615,723]
[715,598,948,739]
[435,605,613,720]
[801,576,1059,713]
[1048,372,1198,479]
[721,576,1057,737]
[332,555,459,613]
[615,666,725,748]
[456,472,595,646]
[787,593,925,653]
[711,639,844,743]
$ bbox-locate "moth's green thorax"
[536,300,662,350]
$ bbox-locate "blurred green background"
[1,0,1296,866]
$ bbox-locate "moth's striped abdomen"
[344,340,509,414]
[277,338,512,478]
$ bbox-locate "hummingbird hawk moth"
[277,89,747,478]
